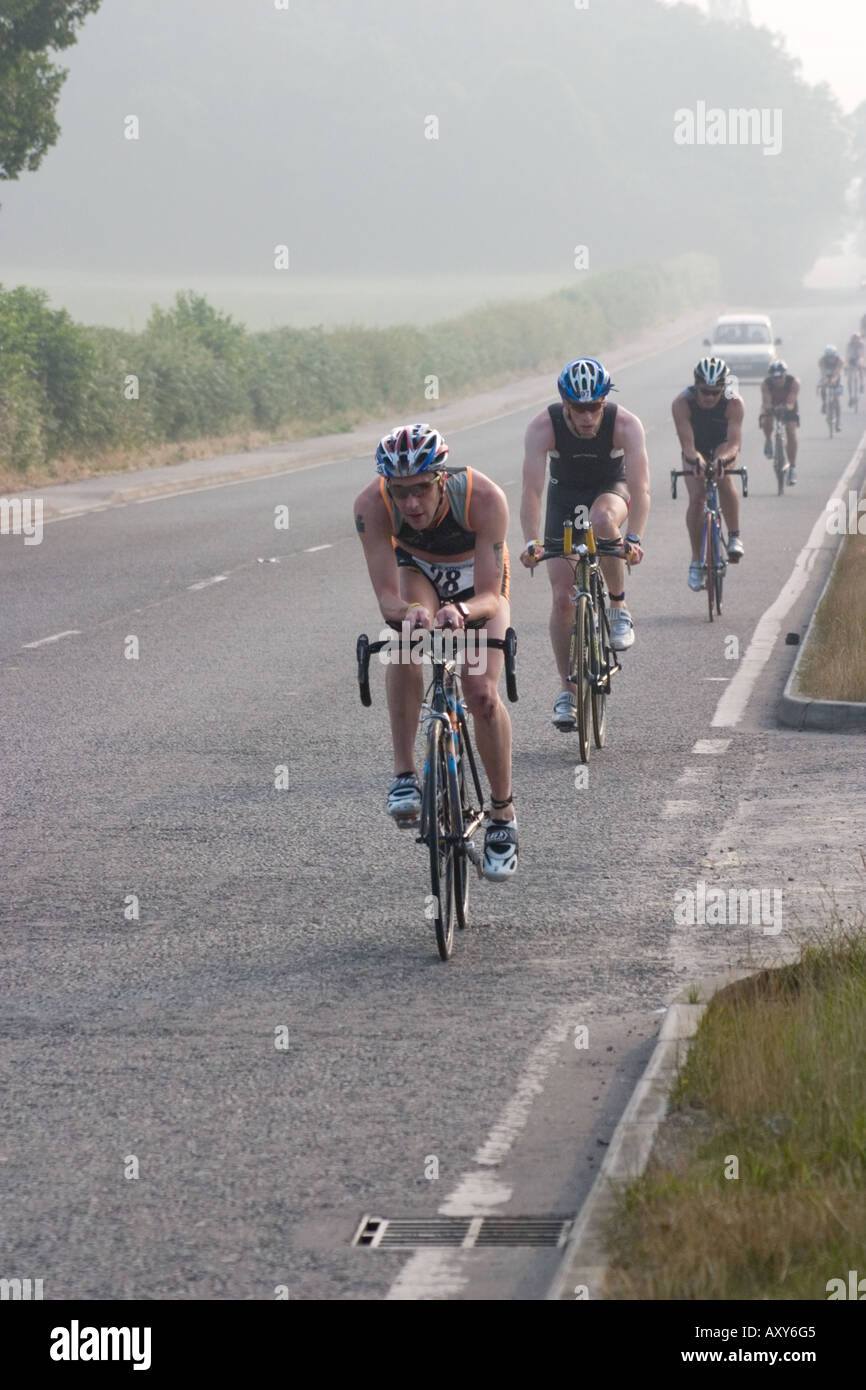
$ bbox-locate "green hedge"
[0,254,719,477]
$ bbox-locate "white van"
[703,313,781,381]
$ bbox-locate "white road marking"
[676,766,712,785]
[304,544,332,553]
[186,575,227,591]
[692,738,730,755]
[702,677,729,681]
[712,428,866,728]
[22,630,81,648]
[662,800,700,818]
[385,1011,571,1300]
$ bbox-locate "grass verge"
[605,927,866,1300]
[797,488,866,702]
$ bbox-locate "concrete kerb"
[777,431,866,733]
[24,304,722,519]
[546,968,755,1302]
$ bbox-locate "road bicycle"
[529,522,630,762]
[671,458,748,622]
[846,360,863,412]
[768,405,790,495]
[356,624,517,961]
[820,377,842,436]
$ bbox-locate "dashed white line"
[22,630,81,649]
[386,1010,571,1300]
[186,575,228,591]
[692,738,731,755]
[662,800,701,818]
[304,543,332,553]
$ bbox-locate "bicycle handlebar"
[670,463,748,500]
[356,627,518,706]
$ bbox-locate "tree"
[0,0,101,185]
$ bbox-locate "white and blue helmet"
[557,357,613,404]
[375,423,449,478]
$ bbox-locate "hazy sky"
[686,0,866,111]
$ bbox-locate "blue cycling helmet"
[375,423,449,478]
[557,357,613,404]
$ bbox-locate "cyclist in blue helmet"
[519,358,650,732]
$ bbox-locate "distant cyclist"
[353,424,518,881]
[672,357,744,591]
[519,357,649,732]
[846,332,865,402]
[818,345,843,429]
[760,360,800,485]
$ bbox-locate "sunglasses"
[567,400,605,414]
[387,479,438,500]
[696,387,723,397]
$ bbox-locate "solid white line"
[22,629,81,648]
[186,575,227,591]
[712,428,866,728]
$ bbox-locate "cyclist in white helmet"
[672,357,745,591]
[760,360,800,484]
[518,357,649,733]
[354,424,518,881]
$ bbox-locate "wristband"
[625,532,641,546]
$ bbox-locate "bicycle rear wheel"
[591,587,609,749]
[424,717,456,960]
[568,593,592,761]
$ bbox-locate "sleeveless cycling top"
[765,373,795,403]
[380,468,475,557]
[685,386,733,456]
[547,403,626,492]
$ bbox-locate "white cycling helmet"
[375,423,449,478]
[694,356,729,388]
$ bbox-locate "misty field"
[1,270,579,334]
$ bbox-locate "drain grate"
[352,1215,572,1249]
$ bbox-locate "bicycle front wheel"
[424,717,456,961]
[702,517,715,622]
[568,593,592,761]
[711,520,724,617]
[774,430,786,495]
[453,742,470,931]
[591,589,609,749]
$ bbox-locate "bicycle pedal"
[391,810,420,829]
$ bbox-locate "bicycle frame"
[671,460,747,620]
[418,654,485,872]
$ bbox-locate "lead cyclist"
[353,424,518,881]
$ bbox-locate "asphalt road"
[2,302,865,1300]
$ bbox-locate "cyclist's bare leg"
[547,556,579,694]
[717,470,740,536]
[761,414,773,448]
[385,568,436,773]
[785,422,798,466]
[684,472,706,561]
[460,598,513,821]
[590,492,629,606]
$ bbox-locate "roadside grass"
[798,488,866,702]
[605,924,866,1300]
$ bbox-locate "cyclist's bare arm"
[614,408,650,539]
[786,377,800,408]
[457,475,509,624]
[760,381,772,413]
[671,394,703,468]
[520,411,555,556]
[714,397,743,463]
[353,480,417,625]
